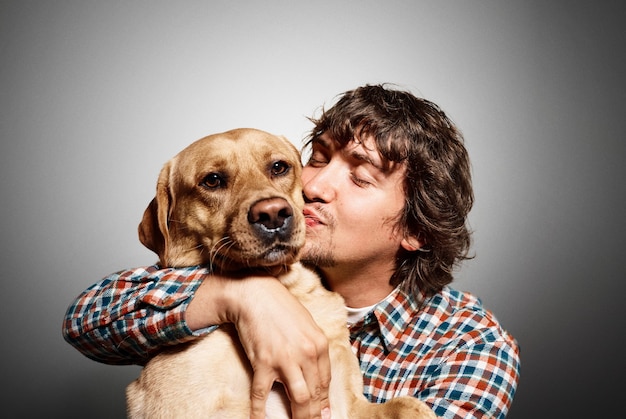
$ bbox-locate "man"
[63,84,520,418]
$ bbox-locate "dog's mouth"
[238,242,301,268]
[208,241,301,273]
[259,244,299,265]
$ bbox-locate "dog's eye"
[200,173,224,189]
[270,161,290,176]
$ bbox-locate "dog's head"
[139,128,305,272]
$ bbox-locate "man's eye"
[351,174,371,187]
[201,173,224,189]
[306,156,327,167]
[271,161,290,176]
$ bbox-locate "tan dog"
[126,128,436,418]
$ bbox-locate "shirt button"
[100,312,110,325]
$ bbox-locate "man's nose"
[302,165,336,203]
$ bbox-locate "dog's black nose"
[248,197,293,231]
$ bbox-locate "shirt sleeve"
[62,265,217,366]
[419,326,520,419]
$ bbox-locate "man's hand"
[187,274,331,418]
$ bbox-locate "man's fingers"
[316,346,332,415]
[300,334,331,400]
[287,378,319,419]
[288,332,331,419]
[251,346,331,419]
[286,377,324,419]
[284,343,330,419]
[251,367,317,419]
[249,369,273,419]
[233,276,332,418]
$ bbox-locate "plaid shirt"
[63,265,520,418]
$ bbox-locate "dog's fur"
[126,128,436,418]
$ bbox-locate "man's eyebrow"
[348,149,388,172]
[311,136,331,149]
[313,135,393,172]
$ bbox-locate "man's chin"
[301,245,336,268]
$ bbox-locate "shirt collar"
[350,286,427,352]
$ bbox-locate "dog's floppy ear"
[138,161,173,264]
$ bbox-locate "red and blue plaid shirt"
[63,265,520,418]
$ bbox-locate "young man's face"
[301,133,413,281]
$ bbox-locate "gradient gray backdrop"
[2,1,624,417]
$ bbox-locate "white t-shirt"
[346,303,376,325]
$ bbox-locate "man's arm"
[62,265,211,365]
[62,265,332,419]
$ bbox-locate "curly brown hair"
[304,84,474,297]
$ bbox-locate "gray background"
[2,1,624,417]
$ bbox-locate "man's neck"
[320,264,396,308]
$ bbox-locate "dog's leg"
[126,380,145,419]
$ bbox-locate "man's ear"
[401,234,425,252]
